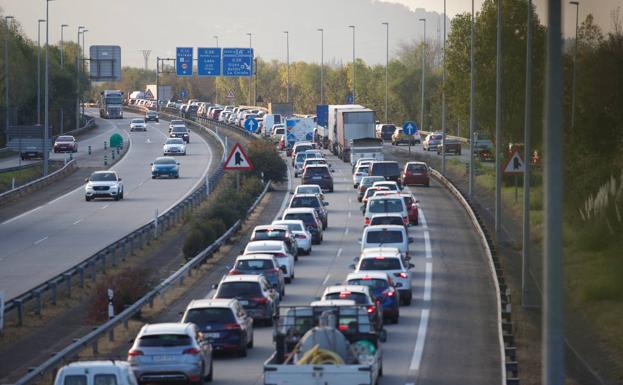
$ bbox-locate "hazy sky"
[0,0,618,68]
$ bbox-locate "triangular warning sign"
[503,150,525,175]
[224,143,254,171]
[226,90,235,99]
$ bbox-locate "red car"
[400,192,419,226]
[53,135,78,153]
[401,161,430,187]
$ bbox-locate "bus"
[99,90,124,118]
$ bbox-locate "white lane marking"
[146,138,152,143]
[342,177,347,182]
[348,212,352,218]
[73,219,83,225]
[322,274,331,285]
[344,228,349,235]
[423,262,432,301]
[409,309,430,371]
[101,204,110,210]
[337,248,342,257]
[2,206,43,225]
[348,197,352,204]
[424,231,432,259]
[34,236,48,245]
[406,383,415,385]
[273,157,292,222]
[419,210,428,228]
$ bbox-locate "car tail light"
[229,269,242,275]
[224,323,242,330]
[127,349,143,357]
[338,325,349,331]
[403,217,409,225]
[394,272,408,279]
[183,348,201,355]
[386,290,395,297]
[296,234,307,239]
[274,252,287,258]
[355,172,362,176]
[367,305,376,314]
[364,217,370,225]
[253,297,269,304]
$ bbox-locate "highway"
[0,111,216,300]
[106,140,502,385]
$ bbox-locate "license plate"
[239,300,249,305]
[312,176,322,180]
[153,355,176,362]
[204,332,220,338]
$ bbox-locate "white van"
[360,225,411,257]
[54,361,138,385]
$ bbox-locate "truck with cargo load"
[327,104,363,155]
[263,304,383,385]
[99,90,124,119]
[335,107,378,163]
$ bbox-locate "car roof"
[310,299,357,307]
[246,240,286,247]
[346,271,390,281]
[297,184,322,190]
[370,213,403,218]
[368,195,403,201]
[323,285,371,295]
[253,225,289,231]
[221,274,263,283]
[140,322,193,335]
[361,247,402,257]
[283,207,316,214]
[236,253,276,261]
[364,225,406,232]
[272,219,305,226]
[186,298,236,310]
[292,193,319,199]
[62,361,132,369]
[406,161,428,166]
[92,170,117,175]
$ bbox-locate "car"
[293,184,326,203]
[145,110,159,122]
[357,176,386,202]
[361,224,411,258]
[400,192,420,225]
[151,156,180,179]
[54,361,138,385]
[127,323,213,384]
[129,118,147,131]
[391,128,417,145]
[271,219,312,255]
[288,193,329,230]
[291,142,314,165]
[364,194,409,227]
[243,240,296,283]
[212,274,278,325]
[293,152,308,177]
[352,157,375,173]
[345,271,400,324]
[170,126,190,143]
[303,149,324,160]
[352,248,414,305]
[376,123,396,141]
[250,225,299,261]
[422,133,443,151]
[163,138,187,156]
[352,164,369,188]
[301,158,330,176]
[372,180,401,192]
[437,138,462,155]
[180,298,254,357]
[282,207,324,245]
[84,171,123,201]
[229,254,286,298]
[369,161,402,188]
[53,135,78,153]
[301,165,334,192]
[401,161,430,187]
[320,285,383,333]
[169,120,185,132]
[361,186,390,211]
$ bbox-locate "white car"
[294,184,325,200]
[163,138,187,156]
[353,164,370,188]
[54,361,137,385]
[364,194,408,227]
[129,118,146,131]
[272,219,312,255]
[244,240,296,283]
[84,171,124,201]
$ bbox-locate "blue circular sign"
[244,118,258,132]
[403,121,417,135]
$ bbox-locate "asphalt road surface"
[0,111,215,300]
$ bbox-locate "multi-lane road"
[0,111,216,300]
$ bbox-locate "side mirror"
[118,178,122,181]
[415,200,420,204]
[84,178,89,183]
[210,283,218,290]
[404,255,412,261]
[409,263,415,269]
[178,311,184,316]
[353,257,359,262]
[408,237,414,244]
[280,265,287,274]
[289,191,294,195]
[323,202,329,206]
[150,163,154,166]
[379,328,388,343]
[349,264,356,269]
[177,163,180,165]
[272,283,279,289]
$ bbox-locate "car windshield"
[369,199,403,213]
[365,230,404,244]
[275,128,285,135]
[284,213,314,225]
[138,334,192,347]
[382,125,395,133]
[131,119,144,124]
[370,216,404,226]
[347,278,389,290]
[359,257,403,270]
[166,138,184,145]
[56,136,73,142]
[370,162,400,176]
[431,135,443,140]
[305,167,330,177]
[297,186,321,195]
[89,173,116,182]
[147,112,156,116]
[217,282,262,298]
[253,229,286,240]
[324,292,368,304]
[184,307,235,325]
[290,196,320,208]
[170,120,184,125]
[172,127,187,133]
[236,259,274,270]
[154,158,176,165]
[407,164,427,172]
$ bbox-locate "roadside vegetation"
[0,162,62,193]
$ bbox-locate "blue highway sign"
[198,48,221,76]
[176,47,193,76]
[223,48,253,77]
[244,117,258,132]
[403,121,418,135]
[180,89,187,99]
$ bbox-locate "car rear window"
[347,278,389,290]
[431,135,443,140]
[284,213,314,225]
[217,282,262,298]
[304,167,330,177]
[361,177,385,188]
[64,375,87,385]
[381,125,396,133]
[296,153,307,162]
[407,164,428,172]
[94,374,117,385]
[368,199,403,213]
[370,216,404,226]
[370,162,400,176]
[184,307,236,325]
[172,127,187,133]
[365,229,404,244]
[295,145,313,154]
[236,259,274,270]
[359,258,402,270]
[291,196,320,208]
[253,229,286,240]
[138,334,192,347]
[297,186,321,195]
[324,292,368,304]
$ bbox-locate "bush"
[87,268,150,323]
[246,141,287,183]
[182,228,205,260]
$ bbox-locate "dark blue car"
[346,272,400,324]
[151,156,179,179]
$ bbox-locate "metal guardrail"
[13,180,272,385]
[430,168,518,385]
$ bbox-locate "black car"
[369,161,402,188]
[170,126,190,143]
[301,165,333,192]
[145,110,159,122]
[288,194,329,229]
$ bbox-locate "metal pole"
[495,0,503,238]
[81,29,88,122]
[44,0,50,176]
[60,24,67,134]
[4,16,13,146]
[349,25,356,104]
[469,2,475,198]
[37,19,45,125]
[284,31,289,103]
[570,1,579,129]
[441,0,447,175]
[156,57,160,112]
[522,0,534,307]
[420,18,426,135]
[317,28,324,105]
[543,0,565,383]
[382,22,389,123]
[247,32,252,105]
[214,35,219,104]
[76,26,84,131]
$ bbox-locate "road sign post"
[175,47,193,76]
[244,117,258,132]
[503,150,525,204]
[224,143,253,192]
[403,121,417,155]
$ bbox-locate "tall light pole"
[76,26,84,131]
[213,35,218,48]
[317,28,324,105]
[382,22,389,123]
[60,23,68,133]
[213,35,219,104]
[37,19,46,125]
[419,18,426,133]
[570,1,579,129]
[81,29,88,122]
[348,25,356,104]
[4,16,14,146]
[247,32,252,105]
[284,31,290,103]
[44,0,52,177]
[469,1,475,197]
[494,0,503,238]
[441,0,447,175]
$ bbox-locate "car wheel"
[85,196,91,202]
[151,175,156,179]
[247,332,254,348]
[238,343,248,357]
[425,181,430,187]
[175,174,179,179]
[114,195,120,201]
[403,295,412,306]
[119,191,124,200]
[285,277,292,284]
[205,360,213,382]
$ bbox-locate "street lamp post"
[76,26,84,131]
[37,19,46,125]
[81,29,88,121]
[213,35,219,104]
[60,23,68,133]
[348,25,356,104]
[284,31,290,102]
[317,28,324,105]
[382,22,389,123]
[4,16,14,146]
[247,32,252,105]
[570,1,579,129]
[419,18,426,134]
[495,0,503,238]
[441,0,447,175]
[44,0,52,176]
[469,1,475,197]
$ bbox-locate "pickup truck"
[263,304,383,385]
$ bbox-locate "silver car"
[163,138,187,156]
[128,323,213,384]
